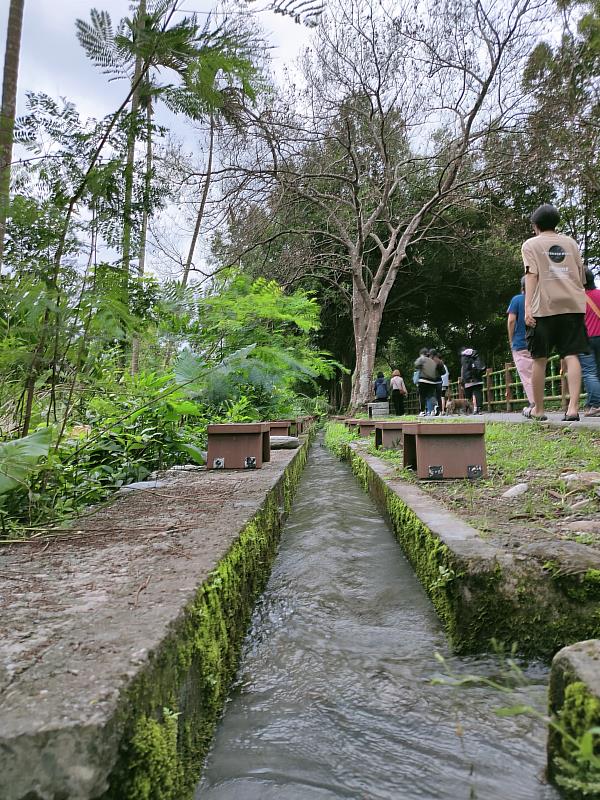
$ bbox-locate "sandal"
[561,413,580,422]
[525,412,547,421]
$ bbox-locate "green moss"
[545,566,600,604]
[126,712,183,800]
[551,682,600,798]
[102,429,314,800]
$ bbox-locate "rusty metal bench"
[374,420,404,449]
[402,421,486,479]
[207,423,271,470]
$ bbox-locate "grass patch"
[374,421,600,551]
[323,421,359,457]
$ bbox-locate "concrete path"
[475,410,600,430]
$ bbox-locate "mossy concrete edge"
[548,640,600,798]
[99,429,315,800]
[338,442,600,658]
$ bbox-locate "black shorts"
[526,313,589,359]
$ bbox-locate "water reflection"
[196,442,558,800]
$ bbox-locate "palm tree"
[76,3,258,371]
[0,0,25,272]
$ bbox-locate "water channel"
[195,442,560,800]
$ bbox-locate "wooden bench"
[207,423,271,470]
[293,415,312,435]
[402,421,486,479]
[268,420,294,436]
[374,420,404,449]
[343,418,361,431]
[358,419,377,437]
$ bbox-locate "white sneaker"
[418,411,426,416]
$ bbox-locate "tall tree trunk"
[130,95,152,375]
[181,113,215,287]
[0,0,25,273]
[349,277,383,409]
[121,0,146,289]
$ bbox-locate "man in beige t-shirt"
[522,203,588,421]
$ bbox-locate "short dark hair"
[531,203,560,231]
[584,268,596,290]
[376,371,384,378]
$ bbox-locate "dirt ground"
[381,422,600,556]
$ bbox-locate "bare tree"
[225,0,547,408]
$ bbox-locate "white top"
[390,376,406,392]
[441,366,450,388]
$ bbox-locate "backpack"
[374,378,388,399]
[469,356,485,379]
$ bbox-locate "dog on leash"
[444,398,473,415]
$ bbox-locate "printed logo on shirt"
[548,245,566,263]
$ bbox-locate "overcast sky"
[0,1,310,126]
[0,1,311,275]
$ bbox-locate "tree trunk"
[349,278,383,409]
[0,0,25,273]
[130,95,152,376]
[181,113,215,286]
[340,371,352,410]
[121,0,146,288]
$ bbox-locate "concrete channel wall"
[338,440,600,796]
[342,441,600,657]
[0,430,314,800]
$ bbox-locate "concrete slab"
[0,445,308,800]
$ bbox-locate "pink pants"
[512,349,534,404]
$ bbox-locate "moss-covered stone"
[333,439,600,658]
[101,429,314,800]
[548,642,600,798]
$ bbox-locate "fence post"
[505,362,513,411]
[486,368,493,411]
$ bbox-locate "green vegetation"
[436,648,600,799]
[375,422,600,552]
[0,275,331,536]
[323,420,359,457]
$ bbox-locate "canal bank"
[0,431,313,800]
[327,425,600,796]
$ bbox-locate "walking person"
[522,204,588,421]
[507,277,535,414]
[373,371,389,403]
[430,349,447,415]
[414,349,438,415]
[460,347,485,414]
[440,359,450,414]
[579,268,600,417]
[390,369,407,415]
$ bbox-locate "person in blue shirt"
[507,277,534,414]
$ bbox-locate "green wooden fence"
[405,354,569,414]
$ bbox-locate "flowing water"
[195,443,560,800]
